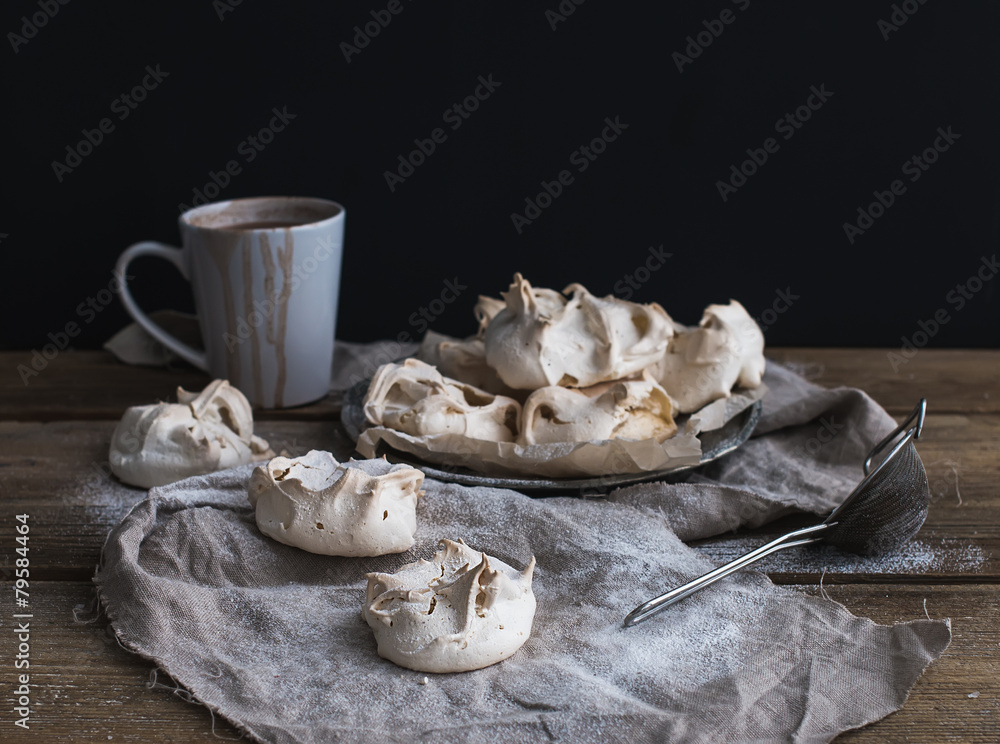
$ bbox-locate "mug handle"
[115,241,209,371]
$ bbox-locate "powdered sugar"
[693,535,989,575]
[65,469,149,526]
[88,348,962,741]
[97,470,954,743]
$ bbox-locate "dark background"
[2,0,999,354]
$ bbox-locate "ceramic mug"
[116,196,345,408]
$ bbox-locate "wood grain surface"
[1,348,997,742]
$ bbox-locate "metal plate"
[341,378,762,494]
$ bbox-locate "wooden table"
[1,348,997,742]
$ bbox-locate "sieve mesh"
[625,401,931,625]
[824,440,930,556]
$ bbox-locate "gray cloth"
[96,346,951,743]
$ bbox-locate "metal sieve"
[624,399,930,627]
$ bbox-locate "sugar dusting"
[694,535,989,574]
[62,469,151,528]
[80,342,966,740]
[91,470,957,742]
[419,483,803,697]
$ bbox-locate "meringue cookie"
[109,379,273,489]
[483,274,674,390]
[473,295,506,336]
[364,358,520,442]
[248,450,424,557]
[363,539,536,673]
[701,300,766,388]
[651,300,766,413]
[416,331,512,395]
[519,371,677,445]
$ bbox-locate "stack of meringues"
[363,273,766,448]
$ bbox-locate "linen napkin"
[95,342,951,743]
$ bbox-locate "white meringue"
[519,371,677,445]
[473,295,506,336]
[651,300,766,413]
[702,301,766,388]
[416,331,512,395]
[483,274,674,390]
[363,358,520,442]
[109,379,273,489]
[248,450,423,557]
[363,539,536,673]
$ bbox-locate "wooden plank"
[1,350,342,422]
[767,348,1000,415]
[0,581,242,742]
[1,414,997,582]
[1,582,995,743]
[0,421,356,581]
[2,348,998,422]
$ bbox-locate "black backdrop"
[3,0,999,355]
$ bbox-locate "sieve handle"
[623,522,832,627]
[864,399,926,475]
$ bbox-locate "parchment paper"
[355,385,765,479]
